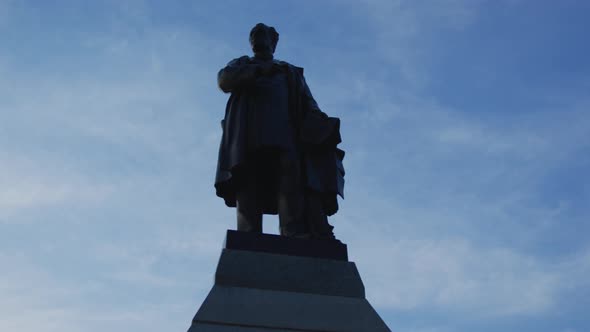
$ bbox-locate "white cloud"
[356,0,484,88]
[0,154,114,221]
[352,234,563,316]
[0,253,84,332]
[0,20,228,221]
[0,243,211,332]
[1,2,589,332]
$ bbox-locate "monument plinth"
[187,230,391,332]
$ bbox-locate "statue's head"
[249,23,279,58]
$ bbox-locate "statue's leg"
[305,190,335,240]
[235,159,263,233]
[277,151,307,237]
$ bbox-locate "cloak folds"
[214,58,344,215]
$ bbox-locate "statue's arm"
[301,74,328,118]
[218,56,260,93]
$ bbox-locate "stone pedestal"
[187,230,391,332]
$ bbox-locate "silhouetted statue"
[215,23,344,239]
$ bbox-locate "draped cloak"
[214,56,345,216]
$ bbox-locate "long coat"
[214,56,344,215]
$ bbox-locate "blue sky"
[1,1,589,331]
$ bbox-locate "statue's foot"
[314,232,337,241]
[310,222,336,240]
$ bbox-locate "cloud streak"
[1,2,589,332]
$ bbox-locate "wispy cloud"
[1,2,589,332]
[0,156,113,221]
[356,236,560,315]
[356,0,484,89]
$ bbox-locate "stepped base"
[188,231,391,332]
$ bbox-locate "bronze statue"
[214,23,344,239]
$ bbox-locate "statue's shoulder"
[274,59,304,75]
[226,55,252,66]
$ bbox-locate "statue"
[214,23,345,240]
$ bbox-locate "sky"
[1,1,589,331]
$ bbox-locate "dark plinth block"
[224,230,348,261]
[192,285,389,332]
[215,249,365,298]
[188,230,391,332]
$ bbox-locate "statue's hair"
[249,23,279,47]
